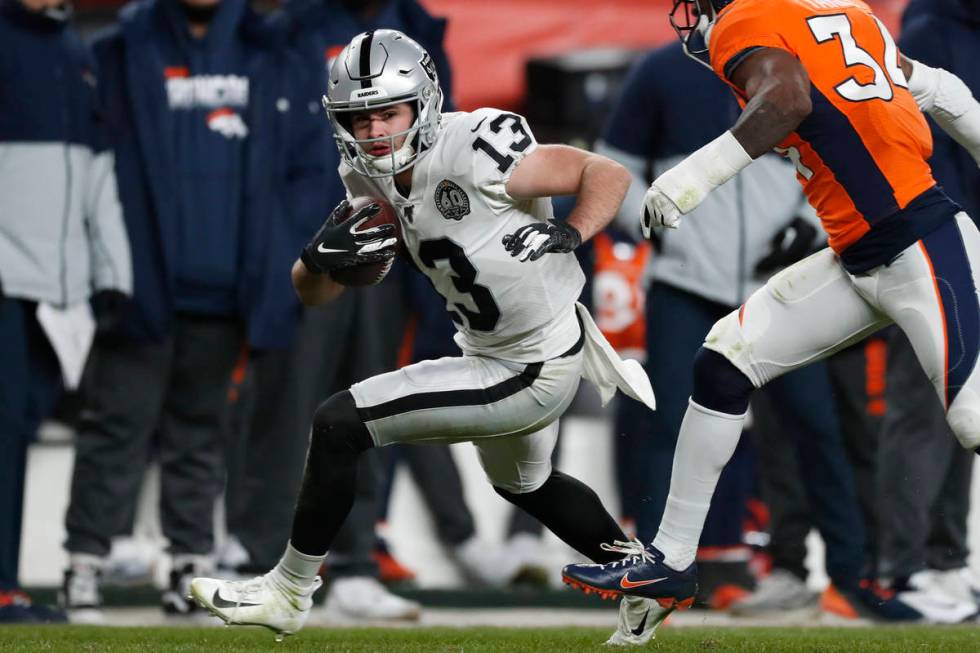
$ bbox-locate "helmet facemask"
[669,0,718,69]
[324,30,444,179]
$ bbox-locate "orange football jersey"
[592,233,652,360]
[708,0,937,254]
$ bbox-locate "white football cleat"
[605,595,673,647]
[189,573,322,637]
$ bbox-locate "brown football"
[329,196,401,287]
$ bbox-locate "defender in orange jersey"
[562,0,980,623]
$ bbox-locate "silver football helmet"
[323,29,444,178]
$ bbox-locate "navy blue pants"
[0,298,63,590]
[752,360,866,584]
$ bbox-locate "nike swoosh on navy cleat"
[211,589,261,609]
[630,609,650,636]
[619,574,668,590]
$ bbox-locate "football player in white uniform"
[190,29,661,645]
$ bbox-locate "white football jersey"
[340,108,585,362]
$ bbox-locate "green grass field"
[2,625,979,652]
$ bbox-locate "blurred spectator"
[0,0,132,623]
[598,41,909,618]
[871,0,980,620]
[220,0,449,621]
[59,0,327,622]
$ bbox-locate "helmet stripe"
[359,30,375,89]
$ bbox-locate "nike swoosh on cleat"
[317,244,347,254]
[630,609,650,636]
[620,574,668,590]
[211,589,261,609]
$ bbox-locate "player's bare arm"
[507,145,631,241]
[502,145,630,261]
[639,55,808,236]
[638,48,810,238]
[290,258,344,306]
[729,48,812,158]
[900,54,980,167]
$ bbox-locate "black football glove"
[501,219,582,262]
[300,199,398,275]
[754,216,821,275]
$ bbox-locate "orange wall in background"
[420,0,909,111]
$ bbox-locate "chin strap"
[906,58,980,166]
[364,141,416,174]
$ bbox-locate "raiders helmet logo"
[420,53,437,82]
[434,179,470,221]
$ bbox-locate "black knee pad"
[310,390,374,455]
[691,347,755,415]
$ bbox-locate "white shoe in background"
[956,567,980,605]
[59,554,105,625]
[729,569,818,616]
[323,576,421,622]
[216,535,252,578]
[451,536,512,587]
[190,573,322,637]
[103,536,159,587]
[605,595,673,646]
[928,567,980,608]
[502,533,550,586]
[163,554,215,617]
[896,570,978,624]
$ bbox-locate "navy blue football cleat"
[562,540,698,610]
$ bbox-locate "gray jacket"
[0,144,132,306]
[598,140,820,308]
[0,6,131,307]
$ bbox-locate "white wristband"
[655,130,753,213]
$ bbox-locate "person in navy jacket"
[59,0,330,621]
[0,0,131,624]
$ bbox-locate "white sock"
[271,542,326,593]
[652,399,745,572]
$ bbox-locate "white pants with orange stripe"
[704,212,980,449]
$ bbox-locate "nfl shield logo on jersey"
[435,179,471,221]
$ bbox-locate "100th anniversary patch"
[434,179,470,221]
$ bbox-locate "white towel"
[575,302,656,410]
[36,301,96,390]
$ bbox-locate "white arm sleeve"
[906,58,980,166]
